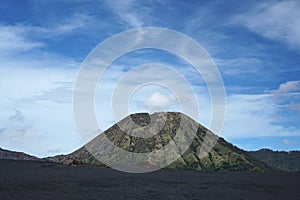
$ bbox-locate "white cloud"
[0,60,77,100]
[104,0,145,28]
[144,91,175,108]
[31,13,93,36]
[222,94,300,139]
[0,25,43,54]
[215,57,262,75]
[0,109,41,155]
[0,110,38,139]
[0,13,92,55]
[268,80,300,94]
[0,48,80,157]
[0,10,103,156]
[0,103,81,157]
[51,13,91,34]
[264,81,300,113]
[234,1,300,50]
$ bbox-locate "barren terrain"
[1,160,299,200]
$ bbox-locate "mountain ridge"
[0,147,40,161]
[249,148,300,172]
[2,112,299,172]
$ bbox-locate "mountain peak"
[55,112,275,172]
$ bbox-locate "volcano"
[51,112,275,172]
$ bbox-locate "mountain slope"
[249,148,300,172]
[53,112,275,172]
[0,148,40,161]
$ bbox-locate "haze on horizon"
[0,0,299,157]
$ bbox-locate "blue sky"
[0,0,300,157]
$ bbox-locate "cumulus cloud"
[144,92,175,108]
[0,110,38,142]
[264,81,300,113]
[265,80,300,95]
[270,81,300,94]
[234,1,300,50]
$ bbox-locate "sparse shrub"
[251,167,261,172]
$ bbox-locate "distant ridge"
[249,148,300,172]
[50,112,276,172]
[0,148,40,161]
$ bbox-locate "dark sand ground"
[0,160,299,200]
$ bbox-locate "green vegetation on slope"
[52,112,276,172]
[249,148,300,172]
